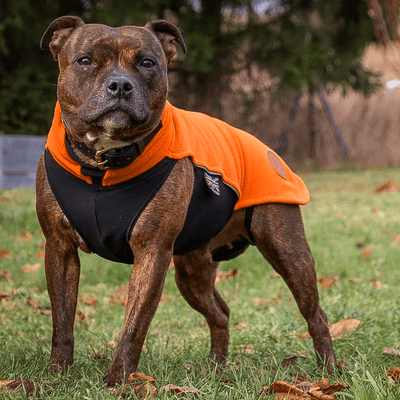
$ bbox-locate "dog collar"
[65,122,162,171]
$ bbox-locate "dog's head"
[41,16,186,150]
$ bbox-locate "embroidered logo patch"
[267,151,287,180]
[204,172,220,196]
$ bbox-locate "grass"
[0,166,400,398]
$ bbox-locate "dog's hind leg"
[250,203,336,372]
[174,251,230,363]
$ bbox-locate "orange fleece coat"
[45,101,310,210]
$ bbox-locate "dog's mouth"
[95,110,133,133]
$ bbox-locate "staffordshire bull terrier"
[37,16,336,386]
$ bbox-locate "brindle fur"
[37,16,336,386]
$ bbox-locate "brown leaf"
[370,280,389,290]
[374,181,399,193]
[76,311,86,324]
[163,383,203,397]
[362,248,373,259]
[0,271,11,281]
[109,284,129,306]
[18,232,33,240]
[281,355,298,368]
[296,318,361,340]
[390,234,400,247]
[27,298,51,315]
[0,293,9,301]
[318,277,337,289]
[128,372,156,384]
[234,322,247,329]
[35,251,45,259]
[215,268,241,285]
[0,250,11,259]
[383,347,400,357]
[79,296,97,306]
[268,381,310,398]
[254,298,271,306]
[372,207,379,214]
[22,263,40,273]
[388,367,400,382]
[1,379,36,395]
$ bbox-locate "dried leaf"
[76,311,86,324]
[370,280,389,290]
[388,367,400,382]
[390,234,400,247]
[268,381,309,398]
[281,355,298,368]
[215,268,241,285]
[128,372,156,384]
[18,232,33,240]
[362,248,373,259]
[79,296,97,306]
[109,284,129,306]
[0,379,35,395]
[234,322,246,329]
[27,298,51,315]
[0,250,11,259]
[372,207,379,214]
[318,277,337,289]
[0,293,9,301]
[374,181,398,193]
[0,271,11,281]
[163,383,203,397]
[296,318,361,340]
[383,347,400,357]
[254,298,271,306]
[35,251,45,259]
[22,263,40,273]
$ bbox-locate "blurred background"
[1,0,400,174]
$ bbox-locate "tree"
[0,0,382,135]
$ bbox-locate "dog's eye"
[140,59,155,68]
[77,56,92,66]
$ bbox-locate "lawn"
[0,166,400,399]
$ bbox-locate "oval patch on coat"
[267,151,287,180]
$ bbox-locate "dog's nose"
[107,77,134,98]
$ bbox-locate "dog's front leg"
[104,158,193,386]
[45,239,80,371]
[36,156,81,371]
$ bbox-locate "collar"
[65,122,162,171]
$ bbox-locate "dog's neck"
[62,115,162,171]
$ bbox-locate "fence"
[0,135,46,190]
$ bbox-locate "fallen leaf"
[163,383,203,397]
[234,322,247,329]
[374,181,398,193]
[0,379,35,395]
[388,367,400,382]
[109,284,129,306]
[79,296,97,306]
[18,232,33,240]
[268,381,309,398]
[390,234,400,247]
[296,318,361,340]
[335,211,341,218]
[108,340,116,348]
[254,298,271,306]
[0,293,9,301]
[370,280,389,290]
[35,251,45,259]
[215,268,241,285]
[281,355,298,368]
[22,263,40,273]
[128,372,156,384]
[0,271,11,280]
[0,250,11,259]
[27,298,51,315]
[318,277,337,289]
[362,248,373,258]
[372,207,379,214]
[383,347,400,357]
[76,311,86,324]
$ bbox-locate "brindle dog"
[36,16,336,386]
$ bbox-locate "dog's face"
[41,17,185,150]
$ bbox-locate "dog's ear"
[41,16,84,61]
[145,20,186,63]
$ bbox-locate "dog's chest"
[45,150,237,264]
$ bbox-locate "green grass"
[1,167,400,398]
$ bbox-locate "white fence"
[0,135,46,189]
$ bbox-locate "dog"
[36,16,336,386]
